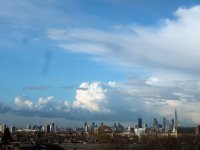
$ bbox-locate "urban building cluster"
[0,109,200,149]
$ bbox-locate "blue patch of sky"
[68,0,200,26]
[0,37,125,103]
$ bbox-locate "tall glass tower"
[138,117,142,128]
[175,108,179,128]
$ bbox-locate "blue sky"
[1,0,200,127]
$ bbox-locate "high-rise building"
[165,119,170,132]
[51,123,55,132]
[0,124,6,133]
[153,118,158,129]
[171,118,175,131]
[144,123,148,128]
[92,122,95,130]
[84,125,88,132]
[117,122,124,131]
[84,122,88,132]
[84,122,87,127]
[114,123,116,128]
[38,125,43,132]
[27,124,31,130]
[10,126,16,133]
[163,117,166,131]
[32,125,38,131]
[45,124,50,133]
[175,108,180,128]
[138,118,142,128]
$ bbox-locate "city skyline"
[0,108,185,129]
[1,0,200,127]
[0,109,181,130]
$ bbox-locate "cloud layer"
[0,79,199,126]
[73,82,109,112]
[47,5,200,79]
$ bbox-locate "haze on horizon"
[1,0,200,127]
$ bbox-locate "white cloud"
[107,81,117,88]
[47,5,200,80]
[106,78,200,125]
[15,96,33,109]
[73,82,109,112]
[145,77,159,85]
[14,96,56,112]
[154,99,200,125]
[12,82,114,118]
[11,79,200,125]
[35,96,54,110]
[62,101,70,112]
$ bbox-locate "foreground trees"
[2,128,12,144]
[96,133,200,150]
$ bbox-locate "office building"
[84,122,87,127]
[51,123,55,132]
[138,118,142,128]
[0,124,6,133]
[45,124,50,133]
[163,117,166,131]
[10,126,16,133]
[175,108,180,129]
[27,124,31,130]
[153,118,158,129]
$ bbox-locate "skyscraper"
[91,122,96,131]
[163,117,166,131]
[45,124,50,133]
[10,126,16,133]
[27,124,31,130]
[171,118,175,131]
[0,124,6,133]
[114,123,116,128]
[84,122,88,132]
[166,119,170,132]
[51,123,55,132]
[153,118,158,129]
[138,118,142,128]
[175,108,179,128]
[84,122,87,127]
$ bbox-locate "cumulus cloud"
[107,81,117,88]
[15,96,33,109]
[11,82,113,119]
[6,79,200,125]
[47,5,200,79]
[35,96,54,110]
[100,78,200,125]
[73,82,109,112]
[13,96,68,118]
[136,79,200,125]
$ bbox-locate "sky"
[1,0,200,127]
